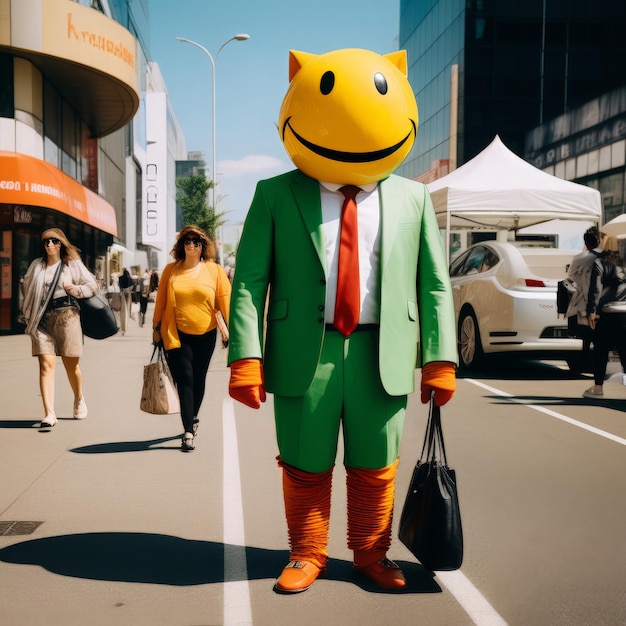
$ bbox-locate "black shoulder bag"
[398,396,464,570]
[73,266,118,339]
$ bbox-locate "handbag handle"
[419,393,449,467]
[150,344,169,366]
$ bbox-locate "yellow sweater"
[153,260,231,350]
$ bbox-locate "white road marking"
[222,397,253,626]
[437,570,508,626]
[466,379,626,446]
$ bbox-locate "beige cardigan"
[21,258,98,335]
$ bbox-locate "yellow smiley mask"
[278,48,418,185]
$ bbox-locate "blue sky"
[147,0,400,228]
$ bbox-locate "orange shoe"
[353,557,406,590]
[274,560,326,594]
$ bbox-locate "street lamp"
[176,34,250,233]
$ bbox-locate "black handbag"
[557,278,577,316]
[398,396,463,570]
[78,292,119,339]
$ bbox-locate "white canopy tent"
[600,213,626,238]
[426,135,602,258]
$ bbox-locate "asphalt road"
[1,317,625,626]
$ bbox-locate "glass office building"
[398,0,626,182]
[525,86,626,225]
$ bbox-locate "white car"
[448,241,584,370]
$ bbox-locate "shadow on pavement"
[0,532,441,593]
[456,355,588,381]
[480,394,626,413]
[0,420,43,429]
[69,435,182,454]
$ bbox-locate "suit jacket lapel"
[288,173,406,276]
[291,173,326,273]
[379,177,405,272]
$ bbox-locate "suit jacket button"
[318,304,325,311]
[317,317,324,324]
[320,279,326,286]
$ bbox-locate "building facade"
[144,62,187,272]
[397,0,626,183]
[525,86,626,226]
[0,0,140,333]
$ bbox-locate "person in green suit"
[228,48,458,593]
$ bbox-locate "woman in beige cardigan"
[21,228,98,429]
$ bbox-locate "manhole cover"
[0,521,43,536]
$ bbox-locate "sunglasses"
[183,238,202,247]
[43,238,61,246]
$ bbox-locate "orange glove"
[229,358,266,409]
[420,361,457,406]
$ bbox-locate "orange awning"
[0,151,117,236]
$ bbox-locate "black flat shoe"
[181,434,195,452]
[192,419,199,436]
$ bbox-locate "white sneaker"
[583,386,604,398]
[40,414,57,429]
[74,398,88,419]
[622,374,626,386]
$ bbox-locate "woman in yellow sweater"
[152,226,231,451]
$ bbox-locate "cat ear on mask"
[288,50,317,82]
[383,50,408,76]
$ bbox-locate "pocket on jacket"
[268,298,288,321]
[408,299,417,322]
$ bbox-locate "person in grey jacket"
[21,228,98,428]
[565,227,602,322]
[564,227,602,362]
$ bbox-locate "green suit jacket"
[228,169,458,397]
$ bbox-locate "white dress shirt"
[319,181,381,324]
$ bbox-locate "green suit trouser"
[273,327,407,473]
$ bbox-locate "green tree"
[176,174,226,241]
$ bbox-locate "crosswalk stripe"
[467,379,626,446]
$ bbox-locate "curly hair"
[583,226,600,250]
[40,227,81,262]
[170,225,216,262]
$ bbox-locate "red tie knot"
[339,185,361,201]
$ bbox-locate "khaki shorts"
[31,307,84,357]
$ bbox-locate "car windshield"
[450,246,499,277]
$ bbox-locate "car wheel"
[458,311,483,369]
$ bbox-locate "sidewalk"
[0,309,233,626]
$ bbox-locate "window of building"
[43,80,85,180]
[43,81,61,164]
[612,140,626,169]
[599,172,624,210]
[0,54,14,118]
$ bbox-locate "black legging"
[592,312,626,385]
[139,295,148,322]
[166,329,217,433]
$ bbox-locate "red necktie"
[334,185,360,337]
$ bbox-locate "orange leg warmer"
[277,457,333,570]
[346,459,399,567]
